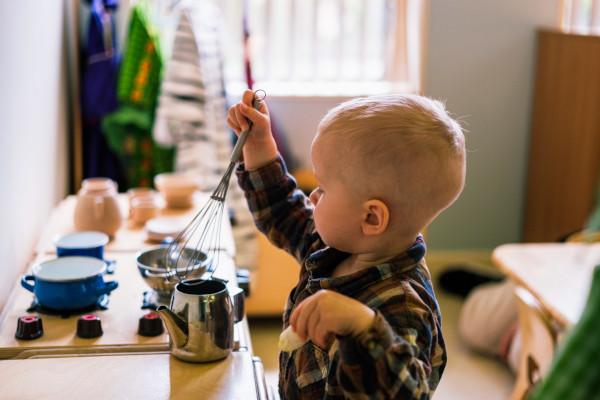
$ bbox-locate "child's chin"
[321,237,352,253]
[319,236,336,249]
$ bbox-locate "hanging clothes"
[153,4,257,271]
[81,0,127,189]
[102,3,174,188]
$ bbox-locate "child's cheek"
[313,207,325,237]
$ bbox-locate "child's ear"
[361,199,389,236]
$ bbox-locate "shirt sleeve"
[336,302,440,400]
[236,155,323,263]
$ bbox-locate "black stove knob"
[138,312,164,337]
[77,314,103,338]
[15,315,43,340]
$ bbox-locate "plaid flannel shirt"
[236,156,447,399]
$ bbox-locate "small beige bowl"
[154,173,199,209]
[144,216,188,243]
[127,187,155,201]
[130,196,163,225]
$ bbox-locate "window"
[218,0,426,96]
[561,0,600,33]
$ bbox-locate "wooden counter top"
[493,243,600,327]
[0,351,267,400]
[35,193,235,256]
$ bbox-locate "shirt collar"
[305,235,426,294]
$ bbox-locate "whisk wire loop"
[164,90,265,283]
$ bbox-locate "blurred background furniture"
[493,243,600,398]
[510,287,559,400]
[246,233,300,317]
[527,264,600,400]
[523,30,600,242]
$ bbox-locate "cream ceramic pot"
[74,178,123,237]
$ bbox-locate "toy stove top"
[0,252,241,359]
[0,253,172,360]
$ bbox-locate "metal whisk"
[164,90,266,282]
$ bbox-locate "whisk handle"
[231,126,251,163]
[230,96,263,163]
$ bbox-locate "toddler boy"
[228,90,465,399]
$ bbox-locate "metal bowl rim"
[135,247,210,275]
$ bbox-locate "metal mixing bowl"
[136,247,209,299]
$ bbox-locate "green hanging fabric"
[585,183,600,232]
[102,3,174,188]
[529,265,600,400]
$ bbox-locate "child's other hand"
[227,89,272,144]
[289,290,375,349]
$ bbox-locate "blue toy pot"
[21,256,118,310]
[54,231,109,260]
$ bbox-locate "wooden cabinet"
[523,30,600,242]
[246,233,300,317]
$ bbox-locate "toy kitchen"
[0,181,270,400]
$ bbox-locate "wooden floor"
[248,250,514,400]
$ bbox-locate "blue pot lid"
[32,257,106,282]
[54,231,109,249]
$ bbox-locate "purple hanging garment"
[81,0,127,188]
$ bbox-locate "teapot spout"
[156,306,189,348]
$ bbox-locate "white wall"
[423,0,560,249]
[267,96,352,168]
[0,1,69,309]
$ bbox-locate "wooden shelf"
[36,193,235,256]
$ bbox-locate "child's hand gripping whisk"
[164,90,267,281]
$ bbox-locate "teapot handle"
[228,285,245,323]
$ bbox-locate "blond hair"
[316,94,465,235]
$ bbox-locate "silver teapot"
[156,278,244,362]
